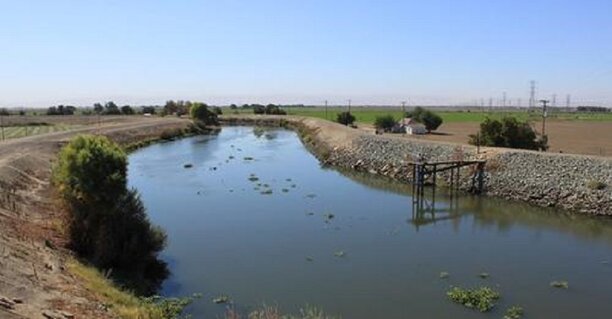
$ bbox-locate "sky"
[1,0,612,107]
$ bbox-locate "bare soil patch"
[361,120,612,157]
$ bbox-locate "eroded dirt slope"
[0,117,190,319]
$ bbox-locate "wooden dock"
[409,159,486,214]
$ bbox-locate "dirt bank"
[0,117,191,319]
[221,115,612,215]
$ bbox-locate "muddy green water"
[128,126,612,318]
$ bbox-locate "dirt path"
[0,117,190,319]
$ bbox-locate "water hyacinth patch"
[503,305,524,319]
[446,286,500,312]
[550,281,569,289]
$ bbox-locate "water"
[128,126,612,318]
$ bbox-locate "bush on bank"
[53,135,168,295]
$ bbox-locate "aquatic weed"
[212,295,230,304]
[446,286,500,312]
[439,272,449,279]
[550,281,569,289]
[503,305,524,319]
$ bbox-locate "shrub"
[336,112,355,125]
[405,107,443,132]
[54,135,168,294]
[213,106,223,115]
[190,102,218,126]
[374,115,396,132]
[469,117,548,151]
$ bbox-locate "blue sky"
[1,0,611,107]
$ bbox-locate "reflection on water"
[128,127,612,319]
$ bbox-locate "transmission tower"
[529,81,536,109]
[502,92,507,108]
[552,94,557,107]
[566,94,571,108]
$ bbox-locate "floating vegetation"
[229,155,235,159]
[243,157,254,161]
[291,184,297,188]
[305,193,317,199]
[446,286,500,312]
[263,183,269,188]
[306,212,315,216]
[305,256,314,262]
[550,281,569,289]
[248,176,259,182]
[183,163,193,168]
[334,251,346,258]
[212,295,230,304]
[282,188,289,193]
[323,213,335,223]
[439,272,450,279]
[478,272,490,279]
[254,187,260,191]
[260,189,273,195]
[286,178,292,182]
[229,189,234,192]
[503,306,524,319]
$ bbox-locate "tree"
[336,112,355,125]
[93,103,104,114]
[0,108,9,116]
[189,102,218,125]
[229,104,238,110]
[53,135,168,294]
[213,106,223,115]
[121,105,135,115]
[374,115,396,132]
[104,101,121,115]
[262,104,287,115]
[469,117,548,150]
[253,105,266,114]
[405,107,443,132]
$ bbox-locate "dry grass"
[67,260,162,319]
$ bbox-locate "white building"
[394,118,428,135]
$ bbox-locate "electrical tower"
[566,94,571,108]
[502,92,507,108]
[552,94,557,107]
[529,81,536,109]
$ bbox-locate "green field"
[231,107,612,123]
[0,124,80,140]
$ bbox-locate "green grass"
[228,107,612,123]
[0,124,80,140]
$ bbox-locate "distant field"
[231,107,612,123]
[0,124,81,140]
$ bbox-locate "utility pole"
[0,112,4,141]
[324,100,328,120]
[539,99,549,136]
[529,80,536,109]
[347,99,351,113]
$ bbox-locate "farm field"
[232,106,612,123]
[0,124,82,140]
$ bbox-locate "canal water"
[128,126,612,318]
